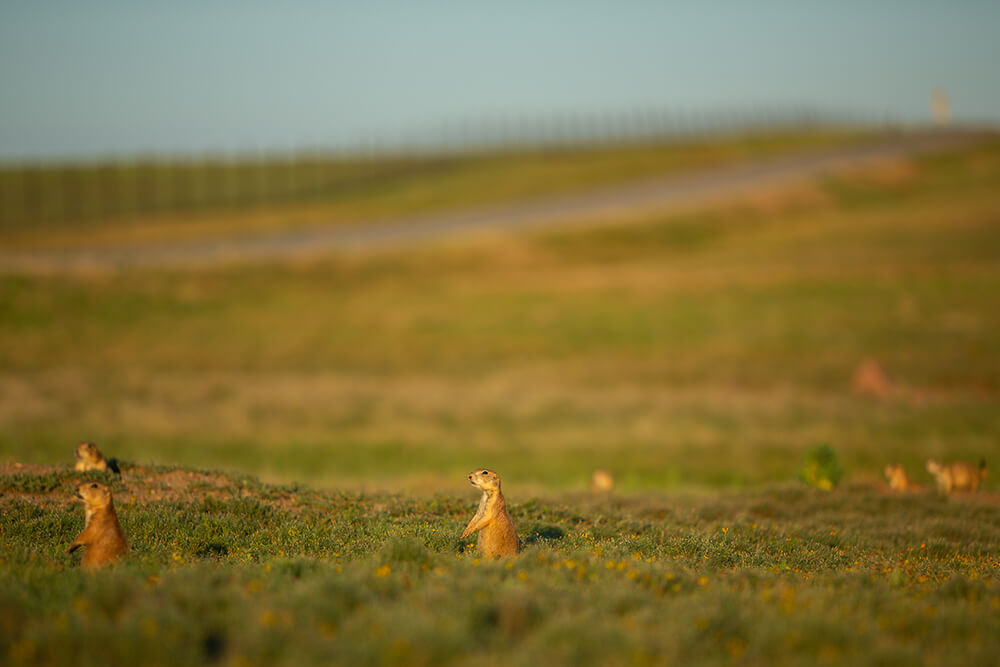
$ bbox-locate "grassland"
[1,134,999,664]
[2,463,999,666]
[0,129,864,249]
[1,137,998,491]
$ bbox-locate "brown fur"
[74,442,108,472]
[590,469,615,493]
[925,459,987,495]
[883,464,924,492]
[852,358,891,397]
[67,482,128,570]
[461,469,519,558]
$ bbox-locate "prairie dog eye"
[91,483,98,488]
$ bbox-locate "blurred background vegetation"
[2,129,998,495]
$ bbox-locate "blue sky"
[1,1,997,160]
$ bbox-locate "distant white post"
[930,89,951,126]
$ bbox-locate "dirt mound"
[0,461,60,476]
[0,461,242,505]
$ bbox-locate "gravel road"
[0,130,983,273]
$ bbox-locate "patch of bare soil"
[0,462,59,476]
[118,467,238,503]
[0,461,319,515]
[0,462,239,504]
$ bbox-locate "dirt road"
[0,130,984,272]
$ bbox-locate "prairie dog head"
[76,481,113,511]
[926,459,943,476]
[75,442,107,470]
[467,469,501,493]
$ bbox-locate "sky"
[1,1,997,161]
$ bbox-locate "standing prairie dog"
[74,442,109,472]
[883,464,924,492]
[461,469,520,558]
[926,459,987,495]
[67,481,128,570]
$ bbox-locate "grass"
[1,465,998,666]
[0,129,867,248]
[1,131,999,664]
[1,137,998,492]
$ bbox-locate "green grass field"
[1,137,998,491]
[2,134,999,664]
[2,464,999,666]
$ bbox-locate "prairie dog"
[590,469,615,493]
[74,442,108,472]
[461,469,519,558]
[67,481,128,570]
[926,459,987,495]
[883,464,924,492]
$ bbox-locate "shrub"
[798,443,843,490]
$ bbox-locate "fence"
[0,108,866,230]
[0,157,384,228]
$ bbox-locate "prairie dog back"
[926,459,986,495]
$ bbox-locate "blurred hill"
[0,127,988,271]
[1,129,998,491]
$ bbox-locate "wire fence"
[0,108,869,229]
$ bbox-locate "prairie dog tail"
[980,458,988,481]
